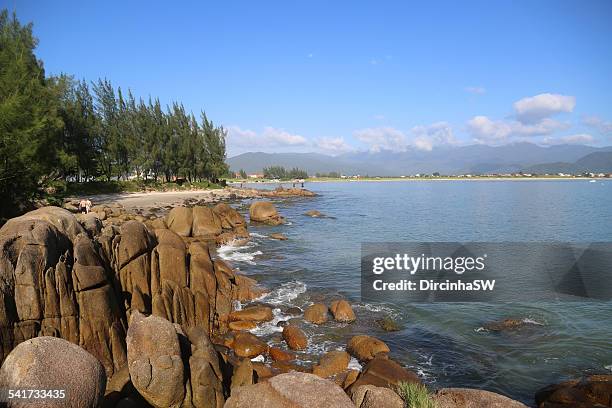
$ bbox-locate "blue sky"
[10,0,612,156]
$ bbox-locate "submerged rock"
[304,303,329,324]
[434,388,528,407]
[269,233,288,240]
[535,374,612,408]
[304,210,324,217]
[224,372,354,408]
[376,315,401,332]
[483,318,531,331]
[0,336,106,408]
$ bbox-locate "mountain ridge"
[227,143,612,176]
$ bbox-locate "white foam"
[258,281,307,305]
[355,303,399,319]
[605,364,612,372]
[249,307,290,336]
[251,355,265,362]
[348,357,362,372]
[217,240,262,265]
[522,317,544,326]
[249,232,267,238]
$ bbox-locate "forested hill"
[0,10,228,219]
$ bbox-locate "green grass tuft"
[395,382,437,408]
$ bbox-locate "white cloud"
[465,86,486,95]
[226,126,259,146]
[513,93,575,123]
[354,127,407,152]
[583,116,612,135]
[227,126,308,148]
[315,137,355,154]
[261,127,308,145]
[411,122,456,151]
[373,114,385,120]
[467,115,568,143]
[542,133,594,145]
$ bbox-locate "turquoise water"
[220,180,612,405]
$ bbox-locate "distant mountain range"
[227,143,612,176]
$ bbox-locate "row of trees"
[262,166,308,180]
[57,77,228,183]
[0,10,228,218]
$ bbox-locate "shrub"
[396,382,436,408]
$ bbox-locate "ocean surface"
[218,180,612,405]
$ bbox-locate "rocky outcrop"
[434,388,528,407]
[249,201,284,225]
[165,204,248,244]
[535,374,612,408]
[347,335,390,362]
[0,206,127,378]
[0,336,106,408]
[224,372,354,408]
[351,385,404,408]
[269,233,287,240]
[0,205,260,383]
[329,300,356,323]
[304,303,329,324]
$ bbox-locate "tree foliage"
[263,166,308,179]
[0,10,228,218]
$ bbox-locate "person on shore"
[79,198,93,214]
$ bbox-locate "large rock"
[349,356,420,393]
[229,305,273,322]
[535,374,612,408]
[347,335,390,362]
[351,385,404,408]
[304,303,329,324]
[192,206,223,236]
[231,332,268,358]
[329,300,356,323]
[283,325,308,350]
[0,336,106,408]
[249,201,283,225]
[312,350,351,378]
[126,312,185,408]
[224,372,354,408]
[434,388,528,407]
[0,207,127,377]
[166,207,193,237]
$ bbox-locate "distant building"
[248,173,263,179]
